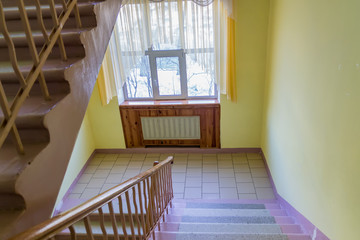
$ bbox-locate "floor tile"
[218,169,234,177]
[173,183,185,193]
[185,177,202,187]
[202,183,219,193]
[84,166,98,174]
[253,177,272,188]
[110,166,127,174]
[186,168,202,177]
[118,153,133,158]
[81,188,101,199]
[249,160,265,168]
[217,153,232,159]
[251,168,268,177]
[256,188,275,199]
[220,188,238,199]
[238,194,257,200]
[187,160,202,168]
[97,161,115,170]
[219,177,236,187]
[78,174,93,184]
[93,169,110,178]
[103,154,118,161]
[202,173,219,182]
[115,158,130,166]
[106,174,124,184]
[203,193,220,199]
[68,193,81,199]
[89,158,102,166]
[247,153,262,160]
[188,154,203,160]
[237,183,256,194]
[174,193,184,199]
[101,183,118,193]
[87,178,106,188]
[94,153,106,158]
[72,184,87,194]
[202,164,218,173]
[146,153,161,157]
[233,164,250,173]
[218,160,233,168]
[235,173,253,183]
[172,173,186,182]
[128,161,143,168]
[184,188,202,199]
[172,165,187,172]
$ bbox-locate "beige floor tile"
[185,177,202,187]
[202,183,219,193]
[219,177,237,187]
[187,160,202,168]
[186,168,202,177]
[251,168,268,177]
[187,154,203,160]
[172,165,187,172]
[94,153,106,158]
[232,157,248,164]
[235,173,253,183]
[218,160,233,168]
[110,166,127,174]
[237,183,256,194]
[97,162,115,170]
[146,153,161,157]
[232,153,247,158]
[72,184,87,194]
[247,153,262,160]
[202,173,219,182]
[217,153,232,159]
[172,173,186,182]
[184,187,202,199]
[78,173,93,184]
[81,188,101,199]
[117,153,133,158]
[87,178,106,188]
[253,177,272,188]
[202,164,218,173]
[89,158,103,166]
[103,154,118,161]
[233,164,250,173]
[203,193,220,199]
[84,166,98,174]
[220,188,238,199]
[238,194,257,200]
[101,183,118,193]
[174,193,184,199]
[128,161,143,168]
[115,158,130,166]
[249,160,265,168]
[106,174,124,184]
[256,188,275,199]
[218,168,234,177]
[93,169,110,178]
[173,183,185,193]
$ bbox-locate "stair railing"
[0,0,82,154]
[9,156,174,240]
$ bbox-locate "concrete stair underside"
[0,0,103,211]
[55,199,312,240]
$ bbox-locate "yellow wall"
[87,83,126,149]
[54,111,96,209]
[262,0,360,239]
[220,0,269,148]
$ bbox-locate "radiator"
[141,116,200,140]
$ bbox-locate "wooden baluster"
[145,178,155,232]
[125,191,136,240]
[160,167,166,221]
[153,172,161,231]
[138,182,146,240]
[48,0,68,61]
[35,0,49,43]
[0,81,24,154]
[61,0,67,10]
[143,179,150,235]
[73,0,82,28]
[157,169,164,221]
[69,225,77,240]
[132,187,142,238]
[108,201,120,240]
[18,0,50,100]
[118,195,129,240]
[0,1,26,87]
[168,163,174,208]
[83,216,95,240]
[98,207,108,240]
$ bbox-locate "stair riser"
[0,31,83,48]
[1,0,104,8]
[2,82,70,98]
[4,128,49,144]
[5,15,97,32]
[3,4,96,21]
[0,46,85,61]
[1,68,66,83]
[56,234,143,240]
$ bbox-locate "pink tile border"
[95,147,262,154]
[260,150,330,240]
[53,150,96,216]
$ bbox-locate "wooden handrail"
[10,156,174,240]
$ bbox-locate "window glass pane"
[126,56,153,98]
[156,57,181,96]
[186,53,215,97]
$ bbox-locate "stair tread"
[0,93,68,128]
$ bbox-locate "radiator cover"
[141,116,201,140]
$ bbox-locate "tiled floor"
[66,152,275,202]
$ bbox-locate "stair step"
[3,3,96,21]
[155,232,311,240]
[1,0,105,8]
[0,57,82,82]
[3,81,70,97]
[175,202,281,210]
[169,208,287,217]
[166,215,278,224]
[0,29,88,48]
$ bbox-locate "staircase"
[53,199,312,240]
[0,0,124,238]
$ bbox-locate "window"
[117,0,217,100]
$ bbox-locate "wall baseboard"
[53,150,97,216]
[95,147,262,154]
[260,150,330,240]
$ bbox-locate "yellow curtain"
[226,16,236,102]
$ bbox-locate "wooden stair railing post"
[35,0,50,44]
